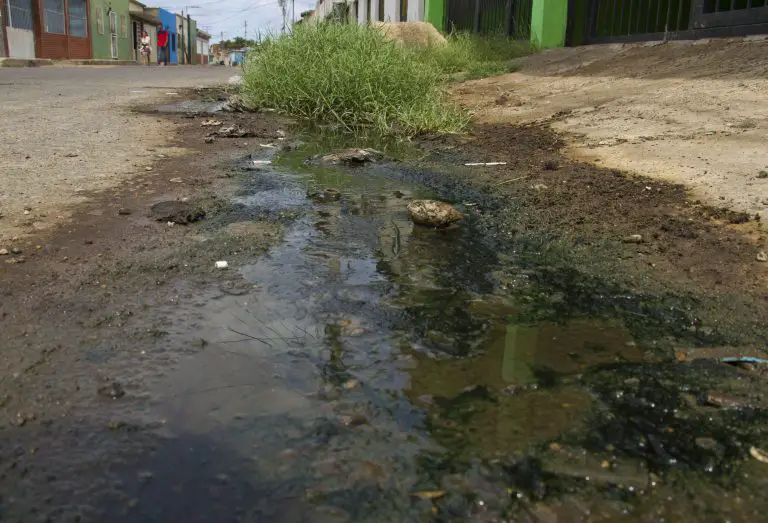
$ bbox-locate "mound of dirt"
[372,21,447,48]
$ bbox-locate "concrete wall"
[7,27,36,59]
[0,0,7,57]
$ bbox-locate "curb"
[0,58,54,67]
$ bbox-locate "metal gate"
[584,0,768,43]
[446,0,533,37]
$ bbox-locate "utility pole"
[244,20,247,40]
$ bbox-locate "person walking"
[157,25,169,66]
[140,30,152,66]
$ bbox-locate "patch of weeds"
[242,23,467,136]
[415,32,532,76]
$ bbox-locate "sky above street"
[150,0,318,42]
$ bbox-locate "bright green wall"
[531,0,568,48]
[90,0,132,60]
[424,0,445,32]
[189,19,197,64]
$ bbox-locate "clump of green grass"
[415,31,533,77]
[241,23,467,136]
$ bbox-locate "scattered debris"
[10,247,22,254]
[338,414,368,427]
[169,177,183,183]
[200,119,222,127]
[64,153,79,158]
[149,201,205,225]
[228,75,243,85]
[204,136,215,144]
[750,446,768,464]
[118,208,132,216]
[313,148,384,166]
[492,175,527,187]
[623,234,644,244]
[216,125,250,138]
[407,200,464,228]
[5,257,25,264]
[309,188,342,202]
[98,381,125,399]
[259,143,276,148]
[0,249,8,255]
[757,251,767,262]
[144,166,153,171]
[222,94,248,112]
[543,159,560,171]
[342,379,362,392]
[721,356,768,365]
[215,261,229,269]
[252,160,272,165]
[464,162,507,166]
[410,490,446,501]
[532,183,549,191]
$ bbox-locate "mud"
[1,92,768,522]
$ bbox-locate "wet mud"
[1,93,768,522]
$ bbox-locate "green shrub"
[241,23,467,136]
[414,32,533,76]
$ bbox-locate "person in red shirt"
[157,25,169,66]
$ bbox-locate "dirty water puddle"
[98,135,768,521]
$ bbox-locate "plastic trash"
[464,162,507,166]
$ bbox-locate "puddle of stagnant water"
[107,134,768,522]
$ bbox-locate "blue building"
[148,8,179,64]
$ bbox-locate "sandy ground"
[454,37,768,215]
[0,66,234,243]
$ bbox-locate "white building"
[308,0,423,25]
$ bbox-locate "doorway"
[5,0,36,59]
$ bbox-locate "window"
[43,0,66,34]
[96,7,104,34]
[120,15,127,37]
[109,10,117,34]
[7,0,35,31]
[68,0,88,37]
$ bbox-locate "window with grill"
[68,0,88,37]
[7,0,35,30]
[109,10,117,34]
[43,0,66,34]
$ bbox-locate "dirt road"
[455,38,768,215]
[0,66,233,243]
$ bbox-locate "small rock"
[98,381,125,399]
[23,210,30,215]
[757,251,767,262]
[215,260,229,269]
[407,200,464,228]
[315,148,384,166]
[10,247,22,254]
[342,379,362,392]
[200,119,223,127]
[216,125,250,138]
[6,257,25,264]
[117,208,132,216]
[149,201,205,224]
[0,249,8,255]
[623,234,644,244]
[694,437,719,451]
[204,136,215,144]
[145,166,153,171]
[338,414,368,427]
[532,183,549,191]
[169,177,183,183]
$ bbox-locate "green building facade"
[90,0,133,60]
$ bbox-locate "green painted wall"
[424,0,445,32]
[90,0,132,60]
[189,19,197,64]
[531,0,568,48]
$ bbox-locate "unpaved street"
[0,66,233,243]
[456,38,768,215]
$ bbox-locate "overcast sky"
[150,0,318,42]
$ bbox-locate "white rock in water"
[407,200,464,228]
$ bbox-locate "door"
[5,0,36,59]
[109,10,118,58]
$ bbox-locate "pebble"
[757,251,767,262]
[11,247,22,254]
[145,166,153,171]
[623,234,643,243]
[694,437,718,451]
[342,379,362,392]
[117,208,132,216]
[204,136,215,144]
[338,414,368,427]
[0,249,8,255]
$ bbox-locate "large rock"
[407,200,463,228]
[372,21,447,48]
[149,201,205,224]
[314,148,384,166]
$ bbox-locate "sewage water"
[107,139,768,522]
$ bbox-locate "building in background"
[0,0,8,57]
[175,11,196,64]
[196,29,210,64]
[129,0,160,62]
[90,0,131,60]
[2,0,92,59]
[146,7,177,63]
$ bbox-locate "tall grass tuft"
[241,23,468,136]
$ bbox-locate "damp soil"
[1,93,768,523]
